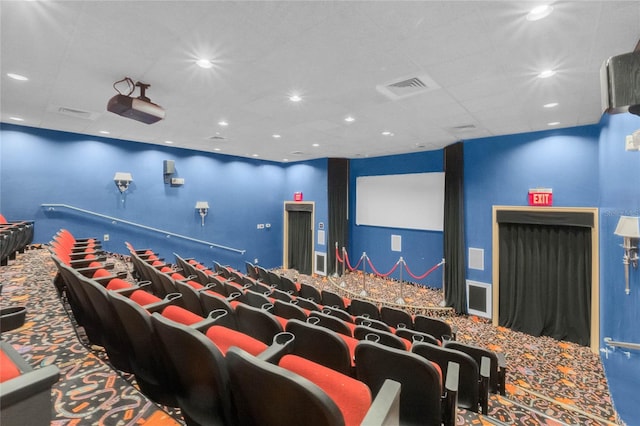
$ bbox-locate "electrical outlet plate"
[103,234,109,241]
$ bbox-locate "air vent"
[290,151,305,156]
[48,105,99,120]
[209,135,227,141]
[450,124,477,132]
[376,74,440,100]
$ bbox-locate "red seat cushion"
[186,280,204,290]
[279,354,372,426]
[195,263,206,270]
[106,278,133,291]
[88,261,103,268]
[151,260,163,266]
[160,266,173,273]
[0,350,21,382]
[205,326,267,356]
[161,305,204,326]
[171,273,186,281]
[129,290,162,306]
[92,268,111,279]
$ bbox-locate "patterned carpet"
[0,248,623,425]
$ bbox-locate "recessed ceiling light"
[345,116,355,122]
[9,116,24,122]
[548,121,560,126]
[196,59,214,69]
[214,148,221,151]
[7,73,28,81]
[99,130,110,135]
[164,140,174,144]
[543,102,559,108]
[289,94,302,102]
[272,134,281,139]
[312,143,320,147]
[252,154,259,157]
[526,5,553,21]
[381,131,394,136]
[283,158,289,162]
[218,120,228,126]
[538,69,556,79]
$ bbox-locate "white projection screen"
[355,172,445,231]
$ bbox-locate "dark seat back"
[348,299,380,320]
[380,306,413,329]
[413,315,453,341]
[355,341,443,426]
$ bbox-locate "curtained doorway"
[283,202,314,276]
[492,206,600,353]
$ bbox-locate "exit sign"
[293,192,303,202]
[528,188,553,206]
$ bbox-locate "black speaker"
[601,51,640,116]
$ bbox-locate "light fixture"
[9,116,24,122]
[543,102,559,108]
[538,69,556,79]
[196,59,214,69]
[289,94,302,102]
[99,130,110,135]
[614,216,640,295]
[272,134,281,139]
[195,201,210,226]
[114,172,133,194]
[7,73,28,81]
[218,120,228,126]
[526,4,553,21]
[345,116,355,122]
[547,121,560,126]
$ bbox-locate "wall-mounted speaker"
[163,160,175,175]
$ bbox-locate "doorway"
[492,206,599,353]
[283,202,314,275]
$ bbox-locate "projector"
[107,94,165,124]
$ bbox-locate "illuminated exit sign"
[528,188,553,206]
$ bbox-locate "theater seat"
[226,347,401,426]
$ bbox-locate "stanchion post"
[439,258,447,307]
[360,252,368,297]
[332,241,339,278]
[340,246,347,288]
[395,257,406,305]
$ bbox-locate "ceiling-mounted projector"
[107,78,165,124]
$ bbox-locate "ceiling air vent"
[208,135,227,141]
[376,74,440,100]
[450,124,477,132]
[49,105,99,120]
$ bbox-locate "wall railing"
[40,203,246,254]
[604,337,640,351]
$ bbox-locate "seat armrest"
[479,356,491,414]
[143,292,183,313]
[497,352,507,395]
[192,309,229,332]
[75,263,114,276]
[361,379,401,426]
[0,365,60,408]
[93,271,127,286]
[257,332,295,364]
[70,257,106,267]
[442,361,459,426]
[113,280,152,296]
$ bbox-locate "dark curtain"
[327,158,349,276]
[443,142,467,313]
[498,223,591,346]
[288,211,312,275]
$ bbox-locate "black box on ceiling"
[601,51,640,116]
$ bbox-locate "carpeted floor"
[0,248,623,425]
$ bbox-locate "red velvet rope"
[344,250,363,271]
[403,261,442,280]
[366,257,400,278]
[335,246,344,263]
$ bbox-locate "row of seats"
[0,214,34,266]
[170,251,506,417]
[50,233,402,425]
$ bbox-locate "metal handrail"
[604,337,640,351]
[41,203,246,254]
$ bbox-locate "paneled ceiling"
[1,1,638,162]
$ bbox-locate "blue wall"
[464,125,601,284]
[0,123,328,271]
[597,113,640,423]
[349,151,445,288]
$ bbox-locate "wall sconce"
[114,172,133,193]
[195,201,209,226]
[614,215,640,294]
